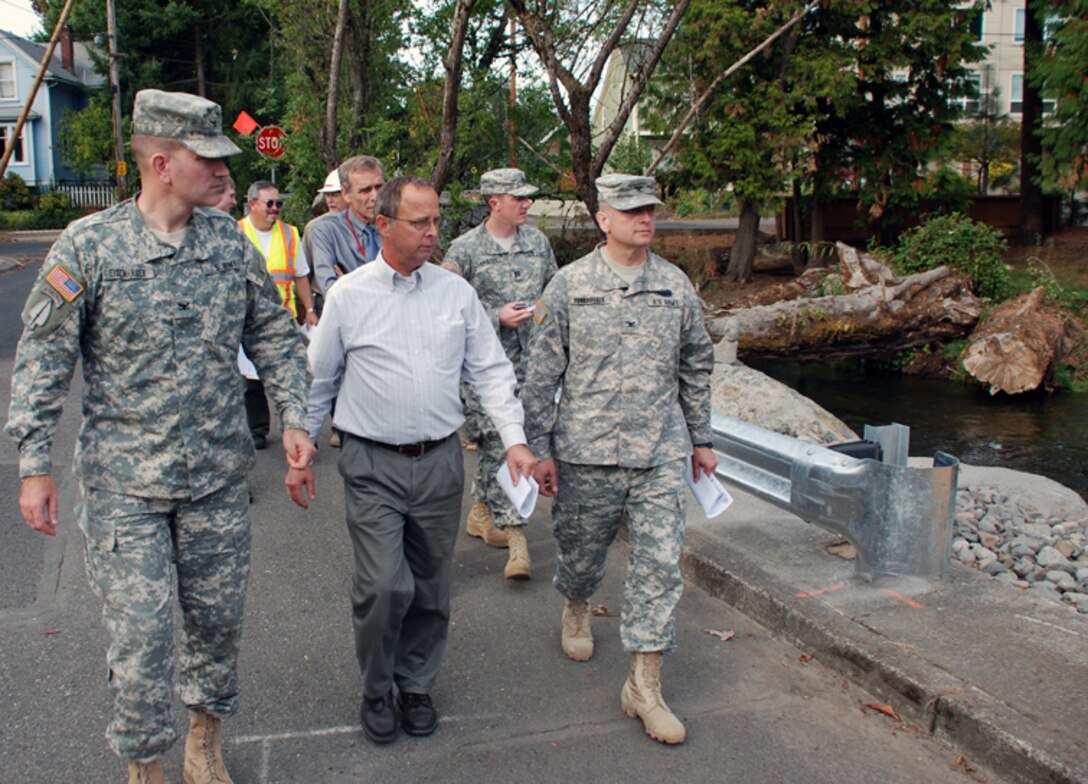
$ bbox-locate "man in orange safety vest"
[238,180,319,449]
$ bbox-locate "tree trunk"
[321,0,351,170]
[963,287,1065,395]
[726,201,760,282]
[346,0,372,151]
[707,243,982,361]
[194,22,205,97]
[1018,0,1044,245]
[431,0,477,194]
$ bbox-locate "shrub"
[891,212,1011,300]
[0,172,34,210]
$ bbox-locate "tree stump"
[962,287,1066,394]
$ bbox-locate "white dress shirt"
[306,254,527,448]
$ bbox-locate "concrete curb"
[680,525,1087,784]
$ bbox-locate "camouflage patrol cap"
[131,89,242,158]
[596,174,663,211]
[480,168,539,197]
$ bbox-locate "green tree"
[808,1,988,245]
[651,0,848,281]
[1032,0,1088,195]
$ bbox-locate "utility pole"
[106,0,128,200]
[508,13,517,167]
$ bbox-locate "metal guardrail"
[710,413,959,579]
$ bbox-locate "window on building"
[1010,73,1023,114]
[955,73,983,115]
[1014,8,1025,42]
[0,62,16,99]
[0,125,27,163]
[968,8,984,40]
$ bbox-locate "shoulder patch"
[22,281,78,338]
[532,298,548,325]
[46,264,84,302]
[441,261,461,276]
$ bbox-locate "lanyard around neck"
[344,209,371,261]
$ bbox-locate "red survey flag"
[232,111,259,136]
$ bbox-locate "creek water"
[748,359,1088,502]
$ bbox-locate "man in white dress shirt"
[286,176,536,745]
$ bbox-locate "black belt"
[353,433,451,458]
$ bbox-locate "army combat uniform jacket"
[6,200,312,500]
[522,246,714,468]
[443,221,558,382]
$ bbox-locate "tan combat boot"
[504,526,531,580]
[560,598,594,661]
[620,652,686,744]
[128,758,166,784]
[183,711,233,784]
[465,501,509,548]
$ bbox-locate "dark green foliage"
[891,213,1011,300]
[0,172,34,210]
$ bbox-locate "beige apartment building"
[966,0,1034,118]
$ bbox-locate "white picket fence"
[52,183,119,209]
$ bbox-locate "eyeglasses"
[262,199,284,209]
[386,215,443,232]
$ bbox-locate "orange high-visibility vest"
[239,217,300,316]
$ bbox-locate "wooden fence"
[52,183,119,210]
[778,195,1062,244]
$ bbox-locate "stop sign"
[255,126,287,159]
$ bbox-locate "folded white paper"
[495,465,540,518]
[686,457,733,518]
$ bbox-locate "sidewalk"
[680,482,1088,784]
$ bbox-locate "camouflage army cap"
[596,174,663,211]
[131,89,242,158]
[480,168,539,197]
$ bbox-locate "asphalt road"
[0,237,1003,783]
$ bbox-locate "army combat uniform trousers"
[552,458,687,653]
[77,482,251,761]
[465,392,523,529]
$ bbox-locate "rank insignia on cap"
[532,298,547,325]
[46,265,84,302]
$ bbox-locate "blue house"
[1,28,105,188]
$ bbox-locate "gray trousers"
[339,433,464,699]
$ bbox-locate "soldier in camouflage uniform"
[443,168,557,580]
[522,174,717,745]
[6,90,315,784]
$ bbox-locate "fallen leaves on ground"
[798,653,813,663]
[590,604,611,616]
[861,702,901,721]
[703,628,736,642]
[951,755,975,773]
[824,540,858,560]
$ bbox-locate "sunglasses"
[262,199,284,209]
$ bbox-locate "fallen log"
[707,244,982,361]
[962,287,1066,395]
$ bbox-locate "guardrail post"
[711,413,958,579]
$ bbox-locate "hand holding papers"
[686,456,733,518]
[495,465,540,518]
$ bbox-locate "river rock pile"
[953,485,1088,613]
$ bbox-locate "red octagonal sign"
[256,126,287,159]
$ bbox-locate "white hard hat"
[318,169,341,193]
